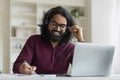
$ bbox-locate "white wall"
[91,0,115,44]
[0,0,10,73]
[0,0,3,73]
[91,0,118,73]
[0,13,3,73]
[111,0,120,74]
[84,0,92,42]
[0,0,2,11]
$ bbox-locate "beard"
[46,30,65,42]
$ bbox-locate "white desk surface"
[0,74,120,80]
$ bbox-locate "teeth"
[53,32,60,36]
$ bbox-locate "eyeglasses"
[49,21,67,30]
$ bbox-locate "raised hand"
[69,25,85,42]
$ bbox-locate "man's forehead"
[51,14,67,21]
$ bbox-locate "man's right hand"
[19,60,37,75]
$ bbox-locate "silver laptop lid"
[71,42,115,77]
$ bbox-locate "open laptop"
[70,42,115,77]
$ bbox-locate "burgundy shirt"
[13,35,75,74]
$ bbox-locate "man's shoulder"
[26,35,43,41]
[30,34,41,38]
[28,35,41,39]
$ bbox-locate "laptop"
[70,42,115,77]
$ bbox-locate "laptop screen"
[71,42,115,77]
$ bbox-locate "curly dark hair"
[39,6,76,43]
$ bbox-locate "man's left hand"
[69,25,85,42]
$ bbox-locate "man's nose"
[54,26,61,31]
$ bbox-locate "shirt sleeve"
[12,35,35,73]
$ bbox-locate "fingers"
[31,66,37,71]
[69,25,82,33]
[19,60,37,75]
[19,65,32,74]
[69,25,85,42]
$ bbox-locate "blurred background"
[0,0,120,74]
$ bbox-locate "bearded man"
[13,6,84,75]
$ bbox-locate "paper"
[0,73,57,80]
[40,74,56,77]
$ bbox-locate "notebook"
[70,42,115,77]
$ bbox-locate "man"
[13,6,85,75]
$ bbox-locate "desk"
[0,74,120,80]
